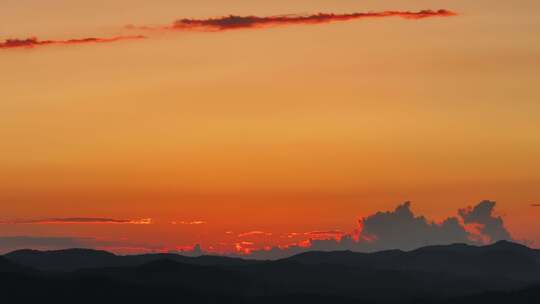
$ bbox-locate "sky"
[1,0,539,256]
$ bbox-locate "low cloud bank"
[0,201,513,258]
[247,200,512,259]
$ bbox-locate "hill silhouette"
[0,256,32,273]
[5,248,260,271]
[2,241,540,303]
[286,240,540,281]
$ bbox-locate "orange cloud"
[305,230,345,236]
[130,10,457,32]
[285,231,344,239]
[286,232,302,238]
[237,231,273,237]
[0,35,145,50]
[0,217,152,225]
[171,220,207,225]
[234,241,257,254]
[305,230,346,239]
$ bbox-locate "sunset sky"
[1,0,539,255]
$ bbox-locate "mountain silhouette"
[5,248,117,271]
[5,248,259,272]
[2,241,540,304]
[286,240,540,281]
[443,284,540,304]
[0,256,32,273]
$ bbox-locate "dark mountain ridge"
[2,241,540,304]
[0,256,32,273]
[5,247,260,272]
[286,240,540,281]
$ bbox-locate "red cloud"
[237,231,273,237]
[0,35,145,50]
[2,10,456,51]
[305,230,346,239]
[171,220,206,225]
[130,10,457,31]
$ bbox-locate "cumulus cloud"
[245,200,513,259]
[458,200,511,242]
[0,35,145,50]
[355,202,471,251]
[0,217,152,225]
[0,201,514,258]
[129,10,457,32]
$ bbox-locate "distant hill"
[2,241,540,304]
[286,240,540,281]
[0,256,31,273]
[5,248,118,272]
[442,284,540,304]
[5,248,260,272]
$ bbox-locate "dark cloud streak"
[2,9,456,51]
[129,9,457,32]
[0,217,152,225]
[0,35,145,50]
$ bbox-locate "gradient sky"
[1,0,539,254]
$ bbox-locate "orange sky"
[1,0,539,254]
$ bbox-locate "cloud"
[305,230,345,237]
[0,217,152,225]
[0,35,145,50]
[355,202,471,251]
[356,201,512,249]
[238,231,273,237]
[532,204,540,207]
[286,232,302,238]
[234,241,259,254]
[2,9,455,52]
[0,201,515,258]
[459,200,511,242]
[171,220,206,225]
[129,9,457,32]
[245,200,513,259]
[285,231,344,239]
